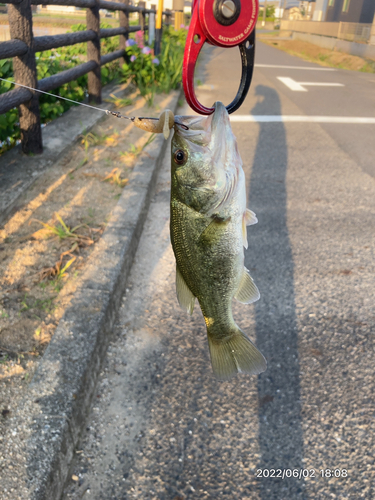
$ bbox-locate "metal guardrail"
[280,20,373,44]
[0,0,172,154]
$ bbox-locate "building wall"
[359,0,375,23]
[313,0,328,21]
[325,0,375,23]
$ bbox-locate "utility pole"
[370,11,375,45]
[283,0,287,20]
[262,0,267,26]
[155,0,163,55]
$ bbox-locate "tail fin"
[207,327,267,381]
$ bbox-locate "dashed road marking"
[230,115,375,124]
[256,63,336,71]
[277,76,344,92]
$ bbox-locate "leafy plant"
[0,25,186,154]
[121,27,187,106]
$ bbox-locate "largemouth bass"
[170,102,267,380]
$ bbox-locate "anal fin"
[176,265,195,315]
[234,268,260,304]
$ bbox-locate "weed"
[121,133,155,159]
[88,207,96,219]
[56,256,76,280]
[104,93,133,108]
[1,309,9,318]
[0,354,9,364]
[80,131,105,153]
[19,294,56,314]
[113,193,121,200]
[37,248,77,282]
[31,213,93,246]
[4,237,11,244]
[20,294,30,312]
[102,168,128,188]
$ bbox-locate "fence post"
[149,4,156,45]
[87,0,101,104]
[166,9,171,26]
[119,0,129,66]
[8,0,42,154]
[338,21,343,40]
[138,1,146,44]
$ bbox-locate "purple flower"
[125,39,136,47]
[180,24,185,29]
[130,55,136,62]
[142,46,152,55]
[152,57,160,65]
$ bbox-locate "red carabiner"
[183,0,258,115]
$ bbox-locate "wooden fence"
[0,0,172,154]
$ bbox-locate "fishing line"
[0,77,188,128]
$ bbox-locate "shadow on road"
[247,85,305,498]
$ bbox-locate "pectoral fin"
[234,268,260,304]
[242,209,257,249]
[199,215,231,247]
[245,209,257,226]
[176,265,195,315]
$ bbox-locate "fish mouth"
[209,102,237,164]
[174,102,231,146]
[211,101,230,135]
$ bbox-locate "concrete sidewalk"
[0,85,182,499]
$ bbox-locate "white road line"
[277,76,344,92]
[230,116,375,124]
[256,63,336,71]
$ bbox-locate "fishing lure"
[0,77,187,139]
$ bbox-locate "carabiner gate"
[182,0,258,115]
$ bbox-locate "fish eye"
[174,149,187,166]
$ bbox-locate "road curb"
[11,89,181,500]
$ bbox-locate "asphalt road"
[63,42,375,499]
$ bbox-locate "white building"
[312,0,328,21]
